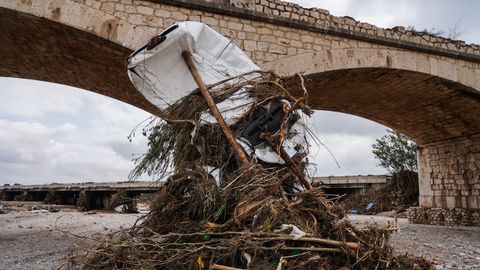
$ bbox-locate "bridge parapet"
[4,0,479,63]
[152,0,480,61]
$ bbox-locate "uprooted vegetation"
[342,171,419,214]
[66,72,433,269]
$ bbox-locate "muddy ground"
[1,203,479,270]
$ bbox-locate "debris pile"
[13,192,28,201]
[68,22,432,269]
[44,190,63,205]
[0,203,7,214]
[109,190,137,213]
[343,171,419,214]
[29,205,59,213]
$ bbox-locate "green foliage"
[372,130,417,174]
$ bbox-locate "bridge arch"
[265,48,480,144]
[266,47,479,94]
[268,51,480,210]
[0,7,159,115]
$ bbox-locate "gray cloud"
[0,78,84,117]
[306,111,387,138]
[110,140,148,161]
[291,0,480,44]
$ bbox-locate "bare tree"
[406,23,462,40]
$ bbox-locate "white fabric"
[273,224,307,240]
[199,87,254,125]
[205,166,221,186]
[127,22,308,165]
[127,21,260,110]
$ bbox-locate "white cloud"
[309,133,386,176]
[0,78,84,117]
[0,116,149,184]
[305,111,388,176]
[0,78,152,185]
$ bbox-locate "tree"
[406,23,462,41]
[372,130,419,206]
[372,130,417,174]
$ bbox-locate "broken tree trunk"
[182,51,250,168]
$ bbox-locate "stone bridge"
[1,0,480,218]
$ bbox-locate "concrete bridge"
[313,175,390,196]
[1,0,479,221]
[0,181,160,209]
[0,176,385,206]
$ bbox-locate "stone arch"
[265,48,480,92]
[268,51,480,210]
[266,48,480,145]
[293,68,479,145]
[0,7,160,115]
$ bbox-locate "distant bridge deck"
[312,175,391,194]
[0,181,161,210]
[313,175,389,185]
[0,177,390,208]
[1,176,389,194]
[0,181,160,192]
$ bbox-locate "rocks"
[407,207,480,226]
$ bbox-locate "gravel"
[349,214,480,270]
[0,209,140,270]
[1,205,479,270]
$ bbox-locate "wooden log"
[182,51,250,168]
[253,236,360,250]
[279,246,342,253]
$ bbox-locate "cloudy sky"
[1,0,478,185]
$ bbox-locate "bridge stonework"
[418,135,480,209]
[1,0,480,222]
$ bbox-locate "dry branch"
[65,70,433,270]
[182,51,249,168]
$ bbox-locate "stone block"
[446,196,457,208]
